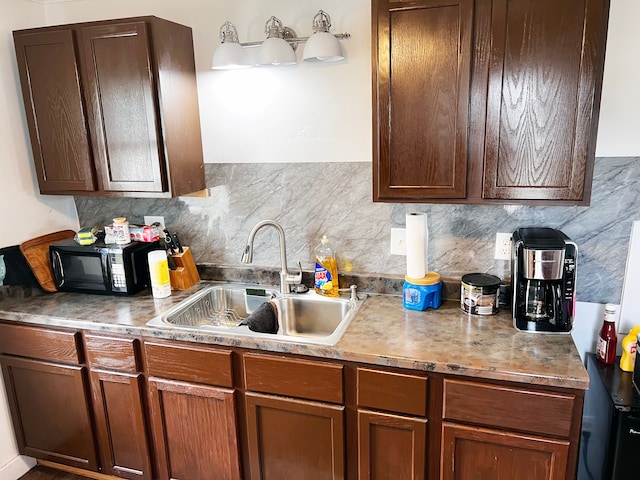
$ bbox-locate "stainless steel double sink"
[146,283,365,345]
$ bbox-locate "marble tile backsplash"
[75,157,640,304]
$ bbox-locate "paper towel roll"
[406,212,428,279]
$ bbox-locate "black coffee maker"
[511,228,577,333]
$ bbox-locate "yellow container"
[314,235,339,297]
[619,326,640,372]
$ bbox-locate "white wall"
[595,0,640,157]
[42,0,371,164]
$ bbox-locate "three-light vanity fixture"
[211,10,351,70]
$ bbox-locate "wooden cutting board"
[19,229,76,292]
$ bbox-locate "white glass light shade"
[303,32,344,62]
[257,37,297,66]
[212,42,251,70]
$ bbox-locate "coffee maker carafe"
[511,228,577,333]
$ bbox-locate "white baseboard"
[0,456,36,480]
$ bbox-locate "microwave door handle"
[51,251,64,287]
[102,253,111,291]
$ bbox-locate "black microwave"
[50,238,159,295]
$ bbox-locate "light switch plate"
[390,228,406,255]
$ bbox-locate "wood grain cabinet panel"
[12,29,96,193]
[373,0,474,201]
[442,378,576,437]
[12,16,205,197]
[357,367,428,416]
[245,392,345,480]
[148,378,241,480]
[358,410,427,480]
[90,370,152,479]
[0,355,98,471]
[144,341,233,387]
[78,22,164,194]
[243,353,344,404]
[85,334,140,372]
[481,0,610,202]
[441,423,569,480]
[0,323,80,364]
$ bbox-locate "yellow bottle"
[314,235,339,297]
[620,326,640,372]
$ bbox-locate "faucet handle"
[285,261,303,285]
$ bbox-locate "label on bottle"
[596,336,608,361]
[315,262,333,291]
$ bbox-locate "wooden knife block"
[168,247,200,290]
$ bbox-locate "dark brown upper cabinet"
[13,16,206,198]
[373,0,610,205]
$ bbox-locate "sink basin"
[146,283,365,345]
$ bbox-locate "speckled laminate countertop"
[0,282,588,390]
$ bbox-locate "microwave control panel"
[109,252,127,291]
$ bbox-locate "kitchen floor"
[19,466,92,480]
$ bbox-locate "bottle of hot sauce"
[596,303,618,365]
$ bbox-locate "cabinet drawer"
[85,334,140,372]
[443,379,576,437]
[0,323,80,364]
[357,368,428,416]
[144,342,233,387]
[244,353,343,404]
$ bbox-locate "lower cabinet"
[358,410,427,480]
[86,333,152,479]
[441,423,569,480]
[0,323,98,471]
[144,341,242,480]
[245,392,345,480]
[148,378,241,480]
[1,355,98,470]
[0,323,585,480]
[90,370,151,479]
[243,352,346,480]
[356,367,429,479]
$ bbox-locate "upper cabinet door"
[373,0,474,201]
[13,30,96,193]
[78,22,166,193]
[482,0,609,201]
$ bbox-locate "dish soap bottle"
[620,325,640,372]
[314,235,339,297]
[596,303,618,365]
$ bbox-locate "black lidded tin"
[461,273,502,315]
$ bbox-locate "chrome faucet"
[241,220,302,294]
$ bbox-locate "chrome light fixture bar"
[211,10,350,69]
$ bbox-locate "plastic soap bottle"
[620,325,640,372]
[314,235,339,297]
[596,303,618,365]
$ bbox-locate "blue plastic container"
[403,272,442,311]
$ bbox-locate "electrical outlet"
[494,232,512,260]
[144,215,165,229]
[390,228,407,255]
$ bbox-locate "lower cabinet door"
[148,378,241,480]
[0,355,98,470]
[441,423,570,480]
[358,410,427,480]
[90,370,152,479]
[245,392,345,480]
